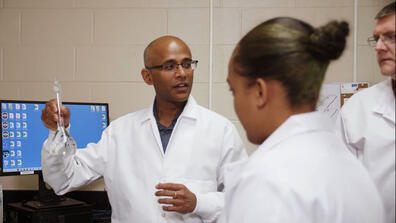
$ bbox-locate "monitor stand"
[23,172,86,209]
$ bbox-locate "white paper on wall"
[316,83,341,122]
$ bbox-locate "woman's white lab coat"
[219,112,385,223]
[41,96,247,223]
[336,79,395,223]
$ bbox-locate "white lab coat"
[219,112,385,223]
[336,79,395,223]
[41,96,247,223]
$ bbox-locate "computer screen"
[0,100,109,176]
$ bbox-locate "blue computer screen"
[0,100,109,175]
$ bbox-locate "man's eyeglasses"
[146,60,198,72]
[367,34,395,47]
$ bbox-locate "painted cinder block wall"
[0,0,392,190]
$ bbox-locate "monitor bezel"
[0,99,109,176]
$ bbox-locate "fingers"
[158,198,184,206]
[156,183,185,191]
[155,190,176,198]
[157,197,187,213]
[41,99,70,130]
[41,100,58,131]
[155,190,185,198]
[155,183,186,199]
[60,106,71,127]
[162,205,184,212]
[47,99,58,113]
[155,183,197,214]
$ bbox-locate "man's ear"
[254,78,268,109]
[141,68,153,85]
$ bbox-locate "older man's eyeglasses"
[146,60,198,72]
[367,33,395,47]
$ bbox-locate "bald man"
[41,35,247,223]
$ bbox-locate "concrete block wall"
[0,0,393,190]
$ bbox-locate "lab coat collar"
[141,95,199,125]
[373,79,395,124]
[257,111,331,153]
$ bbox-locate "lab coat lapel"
[143,96,199,157]
[142,101,165,157]
[163,96,198,156]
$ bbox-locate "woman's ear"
[141,68,153,85]
[254,78,268,108]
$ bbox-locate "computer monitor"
[0,100,109,176]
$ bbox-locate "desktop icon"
[15,104,20,110]
[16,141,21,147]
[9,113,14,120]
[22,122,27,129]
[1,103,6,110]
[3,151,9,158]
[16,131,21,138]
[34,104,39,110]
[22,131,27,138]
[21,104,26,110]
[2,121,8,129]
[15,113,20,119]
[10,150,15,157]
[22,113,27,119]
[9,122,14,129]
[10,160,15,166]
[10,141,15,148]
[2,131,9,139]
[8,104,13,110]
[17,150,22,157]
[2,112,8,120]
[9,131,14,138]
[16,122,21,129]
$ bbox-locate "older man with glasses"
[336,2,395,223]
[41,35,247,223]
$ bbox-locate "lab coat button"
[162,212,166,217]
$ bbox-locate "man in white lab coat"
[41,35,247,223]
[336,3,395,223]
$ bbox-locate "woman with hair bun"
[219,17,385,223]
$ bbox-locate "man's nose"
[175,65,186,77]
[375,38,387,51]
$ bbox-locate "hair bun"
[308,21,350,61]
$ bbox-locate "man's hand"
[155,183,197,214]
[41,99,70,131]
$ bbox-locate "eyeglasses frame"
[145,60,199,72]
[367,33,396,47]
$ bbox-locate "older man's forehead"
[374,14,395,35]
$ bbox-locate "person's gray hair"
[375,2,395,20]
